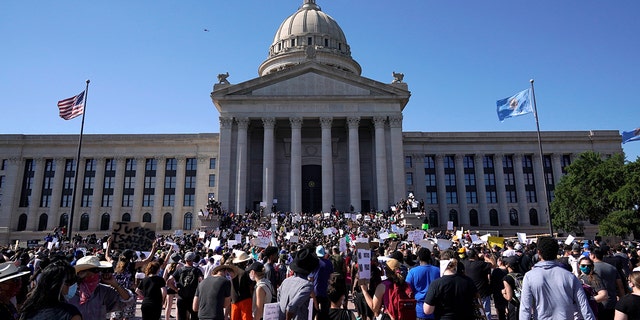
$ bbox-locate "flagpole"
[67,79,90,240]
[530,79,553,236]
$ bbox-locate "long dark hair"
[20,258,76,317]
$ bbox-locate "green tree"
[551,152,626,234]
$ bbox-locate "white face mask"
[249,273,255,281]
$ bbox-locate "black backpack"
[178,267,199,298]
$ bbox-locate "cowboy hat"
[74,255,113,272]
[0,262,30,283]
[211,263,240,277]
[232,251,252,264]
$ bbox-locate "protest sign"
[257,229,272,248]
[263,303,279,320]
[355,242,371,282]
[112,221,156,251]
[487,236,505,250]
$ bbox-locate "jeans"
[481,295,492,320]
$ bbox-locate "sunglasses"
[580,264,593,267]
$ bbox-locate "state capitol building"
[0,1,622,243]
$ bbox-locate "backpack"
[384,280,416,320]
[178,267,199,298]
[507,273,524,305]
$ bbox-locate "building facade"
[0,1,624,242]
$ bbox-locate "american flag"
[57,91,85,120]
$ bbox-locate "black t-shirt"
[173,266,203,300]
[615,293,640,320]
[424,274,478,320]
[195,276,231,320]
[137,275,166,306]
[462,259,492,297]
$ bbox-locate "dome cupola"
[258,0,361,76]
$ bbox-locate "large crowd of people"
[2,201,640,320]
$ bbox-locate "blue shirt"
[310,258,333,297]
[406,264,440,319]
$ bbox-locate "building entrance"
[302,165,322,213]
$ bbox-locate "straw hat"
[232,251,252,264]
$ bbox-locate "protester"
[193,263,238,320]
[19,258,81,320]
[278,246,319,320]
[461,248,493,320]
[0,262,31,319]
[327,272,355,320]
[591,247,625,320]
[423,250,478,319]
[247,262,273,320]
[230,251,254,320]
[614,270,640,319]
[135,261,166,320]
[519,237,595,320]
[406,248,440,320]
[490,256,508,320]
[577,256,608,314]
[501,256,522,320]
[312,245,334,320]
[167,251,203,320]
[163,253,182,320]
[68,255,134,320]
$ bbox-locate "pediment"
[212,62,409,99]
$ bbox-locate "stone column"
[435,154,448,225]
[0,158,21,233]
[236,117,250,214]
[412,154,426,205]
[132,157,146,222]
[347,117,361,212]
[112,157,126,224]
[50,158,66,226]
[474,154,488,225]
[290,117,303,213]
[389,115,405,202]
[373,116,388,211]
[217,117,234,210]
[153,158,166,224]
[174,157,186,229]
[90,158,106,229]
[513,154,528,224]
[454,154,468,225]
[262,117,276,213]
[29,158,46,230]
[320,117,334,212]
[551,154,563,186]
[532,155,548,224]
[494,154,508,225]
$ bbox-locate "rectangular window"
[145,158,157,171]
[183,158,197,207]
[463,155,474,169]
[506,190,517,203]
[209,174,216,187]
[425,174,436,187]
[444,156,455,169]
[163,194,175,207]
[424,156,435,169]
[103,159,115,207]
[40,159,55,207]
[466,191,477,204]
[464,173,476,186]
[122,158,136,207]
[446,191,458,204]
[209,158,217,170]
[445,173,456,186]
[426,191,438,204]
[143,159,156,208]
[405,156,412,168]
[81,159,96,207]
[143,194,154,207]
[307,37,312,45]
[424,155,437,204]
[20,159,35,207]
[60,159,75,207]
[486,191,497,203]
[405,172,413,185]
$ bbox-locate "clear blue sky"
[2,1,639,160]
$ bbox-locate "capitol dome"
[258,0,361,76]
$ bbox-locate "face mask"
[579,265,592,274]
[249,273,255,281]
[65,283,78,300]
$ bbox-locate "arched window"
[122,213,131,222]
[59,213,68,228]
[529,208,539,226]
[489,209,499,226]
[143,212,152,223]
[509,209,519,226]
[163,213,172,230]
[80,213,90,231]
[38,213,48,231]
[469,209,479,227]
[429,209,439,228]
[449,209,459,228]
[184,212,193,230]
[100,213,110,231]
[17,214,27,231]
